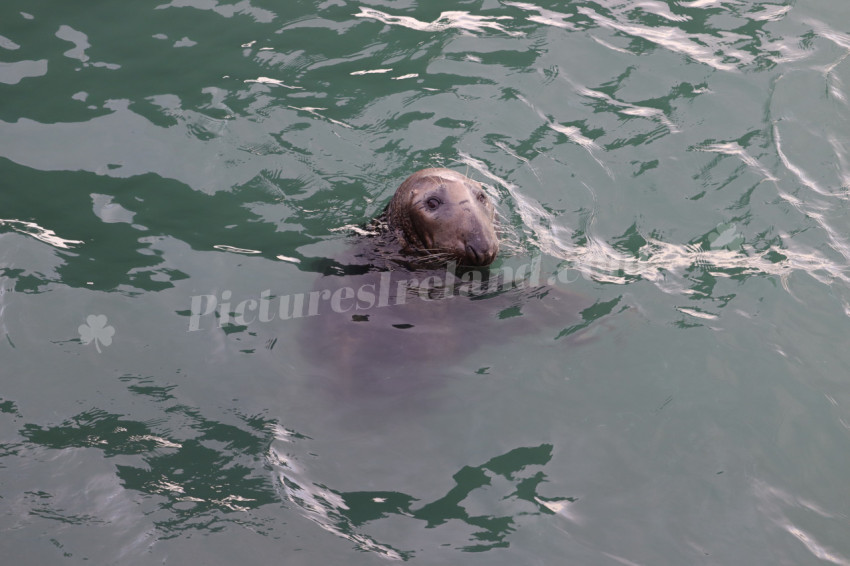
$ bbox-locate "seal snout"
[464,242,497,266]
[456,216,498,266]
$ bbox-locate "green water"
[3,1,850,564]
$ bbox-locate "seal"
[295,167,590,407]
[379,168,499,267]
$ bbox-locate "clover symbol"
[78,314,115,353]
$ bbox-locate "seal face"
[384,168,499,267]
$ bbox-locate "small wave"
[754,480,850,566]
[286,106,352,129]
[268,424,406,560]
[694,141,778,183]
[0,219,84,249]
[355,7,521,37]
[350,68,392,76]
[503,2,578,30]
[572,80,680,134]
[212,244,261,254]
[512,95,615,178]
[578,6,745,71]
[458,157,850,290]
[243,77,302,89]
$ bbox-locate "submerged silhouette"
[297,169,601,399]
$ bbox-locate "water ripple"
[0,219,84,249]
[462,156,850,290]
[754,480,850,566]
[355,7,521,37]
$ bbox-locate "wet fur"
[378,168,499,268]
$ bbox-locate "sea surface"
[2,1,850,564]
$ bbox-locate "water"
[2,1,850,564]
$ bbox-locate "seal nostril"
[466,244,482,265]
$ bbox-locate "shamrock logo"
[78,314,115,353]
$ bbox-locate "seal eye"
[476,192,488,204]
[425,197,441,210]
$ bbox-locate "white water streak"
[677,307,718,320]
[286,106,352,129]
[503,2,578,30]
[754,5,792,22]
[631,0,691,22]
[696,142,778,182]
[576,85,680,133]
[576,5,747,71]
[213,244,261,255]
[350,68,392,75]
[774,124,829,195]
[494,140,542,185]
[355,7,520,37]
[807,19,850,101]
[0,219,84,249]
[268,425,404,560]
[590,35,632,54]
[244,77,302,89]
[460,157,850,288]
[807,19,850,51]
[827,134,850,192]
[754,480,850,566]
[678,0,723,7]
[514,94,614,178]
[695,127,850,269]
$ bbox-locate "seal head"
[384,168,499,266]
